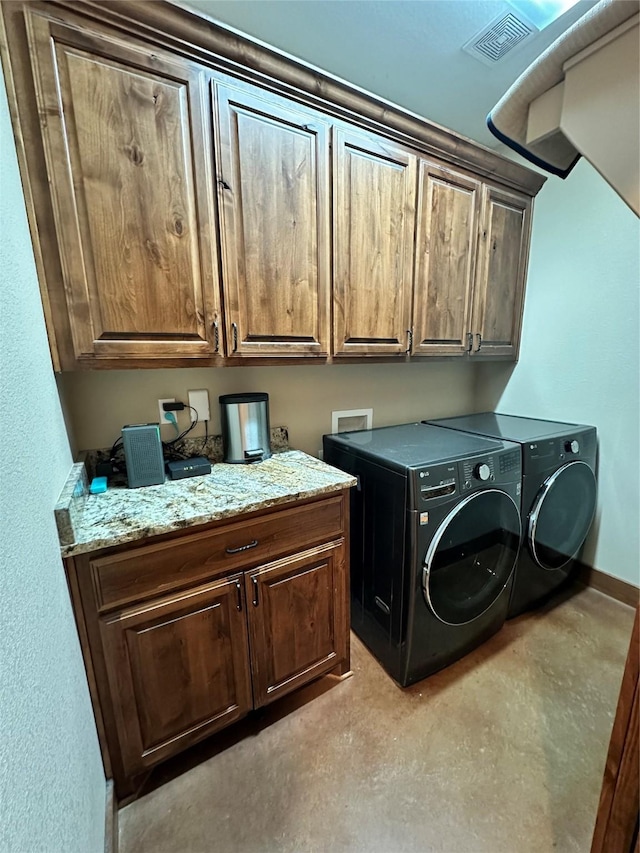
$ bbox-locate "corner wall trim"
[576,562,640,609]
[105,779,118,853]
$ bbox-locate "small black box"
[166,456,212,480]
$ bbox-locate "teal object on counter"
[89,476,108,494]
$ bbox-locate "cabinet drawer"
[90,495,345,612]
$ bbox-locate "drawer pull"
[235,580,243,611]
[225,539,258,555]
[252,576,259,607]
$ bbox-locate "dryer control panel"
[525,427,597,475]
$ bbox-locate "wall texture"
[477,159,640,585]
[60,360,479,457]
[0,78,105,852]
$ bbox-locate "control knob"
[564,440,580,454]
[473,462,491,481]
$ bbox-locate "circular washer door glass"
[423,490,521,626]
[529,461,597,570]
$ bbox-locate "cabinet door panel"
[413,163,480,355]
[100,576,251,776]
[333,129,416,354]
[472,185,532,358]
[247,542,347,707]
[25,13,219,361]
[214,81,330,356]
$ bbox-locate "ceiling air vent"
[463,11,538,66]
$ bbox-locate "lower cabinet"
[100,574,253,778]
[65,493,350,799]
[247,542,347,708]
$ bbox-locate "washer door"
[529,461,597,570]
[423,490,521,626]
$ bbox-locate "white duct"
[488,0,639,216]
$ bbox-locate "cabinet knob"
[235,580,243,611]
[252,576,259,607]
[231,322,238,353]
[406,329,413,354]
[212,320,219,353]
[474,332,482,352]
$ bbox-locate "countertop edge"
[61,477,356,559]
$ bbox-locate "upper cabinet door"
[214,80,330,356]
[333,128,417,355]
[413,162,481,356]
[470,185,532,358]
[24,13,220,362]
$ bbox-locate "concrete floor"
[119,586,635,853]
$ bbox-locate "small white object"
[331,408,373,434]
[188,389,211,422]
[158,398,176,425]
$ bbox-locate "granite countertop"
[56,450,356,557]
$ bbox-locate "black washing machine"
[323,423,522,686]
[427,413,597,617]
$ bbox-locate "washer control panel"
[462,455,495,489]
[409,444,522,509]
[460,448,521,492]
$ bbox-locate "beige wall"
[59,361,479,456]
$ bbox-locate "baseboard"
[105,779,118,853]
[576,562,640,608]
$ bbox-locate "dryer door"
[528,460,597,570]
[422,489,521,626]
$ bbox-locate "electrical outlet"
[158,398,176,425]
[188,389,210,422]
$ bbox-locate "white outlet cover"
[331,408,373,434]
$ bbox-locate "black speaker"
[121,424,165,488]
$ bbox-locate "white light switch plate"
[188,389,210,422]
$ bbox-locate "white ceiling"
[184,0,598,149]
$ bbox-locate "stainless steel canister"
[219,393,271,463]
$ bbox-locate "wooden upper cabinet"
[24,12,220,363]
[213,79,330,356]
[333,128,417,355]
[3,3,541,368]
[99,575,252,777]
[470,185,532,358]
[413,162,481,356]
